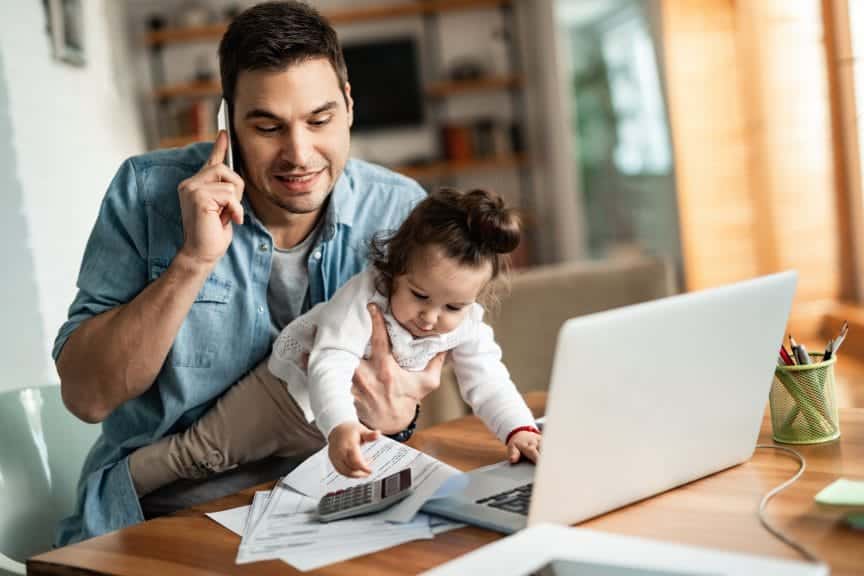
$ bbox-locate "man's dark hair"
[218,1,348,110]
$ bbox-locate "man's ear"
[344,82,354,128]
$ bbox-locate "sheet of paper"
[236,484,435,564]
[207,486,450,570]
[428,515,466,535]
[240,490,275,548]
[282,436,461,523]
[205,489,271,537]
[206,504,250,535]
[206,439,466,570]
[251,485,312,529]
[284,528,435,572]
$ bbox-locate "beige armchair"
[417,255,674,429]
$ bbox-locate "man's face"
[232,58,353,221]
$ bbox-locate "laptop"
[422,271,797,533]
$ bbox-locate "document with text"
[204,437,466,570]
[282,435,462,523]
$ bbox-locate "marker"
[823,338,835,361]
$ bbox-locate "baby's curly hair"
[368,187,521,309]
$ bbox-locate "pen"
[824,321,848,361]
[779,345,795,366]
[789,335,809,365]
[796,343,812,365]
[834,321,848,353]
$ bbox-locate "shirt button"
[259,242,268,252]
[313,251,322,260]
[257,306,264,314]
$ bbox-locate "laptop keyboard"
[475,483,533,515]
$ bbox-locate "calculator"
[317,468,413,522]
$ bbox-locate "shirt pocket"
[150,258,233,368]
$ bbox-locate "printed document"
[203,437,465,570]
[282,435,461,523]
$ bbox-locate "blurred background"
[2,0,863,393]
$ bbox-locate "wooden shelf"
[393,153,527,179]
[426,75,521,97]
[328,0,510,24]
[154,80,220,100]
[146,0,511,46]
[147,23,227,46]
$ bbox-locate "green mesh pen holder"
[770,353,840,444]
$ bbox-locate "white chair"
[0,385,99,575]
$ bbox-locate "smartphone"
[216,97,235,171]
[317,468,413,522]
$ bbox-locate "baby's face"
[390,246,492,338]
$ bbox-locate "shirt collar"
[328,159,358,229]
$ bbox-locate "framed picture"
[44,0,85,66]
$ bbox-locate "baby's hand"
[506,430,542,464]
[328,422,381,477]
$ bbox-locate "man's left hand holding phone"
[176,97,245,271]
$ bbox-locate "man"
[54,1,441,546]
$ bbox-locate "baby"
[129,188,541,491]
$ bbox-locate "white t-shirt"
[267,223,319,335]
[268,268,535,441]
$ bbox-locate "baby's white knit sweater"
[268,268,535,441]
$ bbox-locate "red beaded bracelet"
[505,425,542,445]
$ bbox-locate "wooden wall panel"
[738,0,840,303]
[660,0,841,333]
[659,0,760,290]
[823,0,864,302]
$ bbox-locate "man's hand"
[351,303,445,434]
[328,422,380,477]
[177,131,245,270]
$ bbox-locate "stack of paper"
[206,436,466,572]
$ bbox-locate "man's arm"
[58,132,244,423]
[58,254,211,423]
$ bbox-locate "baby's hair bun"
[461,188,521,254]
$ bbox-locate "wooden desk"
[29,393,864,575]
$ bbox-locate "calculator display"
[383,468,411,497]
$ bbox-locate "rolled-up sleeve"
[53,159,149,361]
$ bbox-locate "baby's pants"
[128,357,325,497]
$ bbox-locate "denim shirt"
[52,143,425,546]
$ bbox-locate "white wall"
[0,0,146,391]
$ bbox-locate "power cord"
[753,444,823,564]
